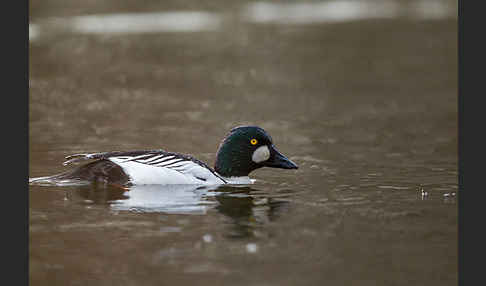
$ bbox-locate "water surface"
[29,0,457,285]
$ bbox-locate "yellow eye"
[250,139,258,145]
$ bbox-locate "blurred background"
[29,0,457,285]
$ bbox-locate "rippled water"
[29,0,457,285]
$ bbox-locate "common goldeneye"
[29,126,298,186]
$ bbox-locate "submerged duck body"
[29,126,298,186]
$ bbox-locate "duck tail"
[28,173,87,186]
[62,152,105,166]
[29,152,106,186]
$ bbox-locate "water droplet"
[203,234,212,243]
[246,243,258,253]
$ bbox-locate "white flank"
[109,157,225,185]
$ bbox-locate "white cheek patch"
[252,145,270,163]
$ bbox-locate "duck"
[29,126,298,186]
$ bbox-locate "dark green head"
[214,126,298,177]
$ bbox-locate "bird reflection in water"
[68,184,290,238]
[214,186,289,238]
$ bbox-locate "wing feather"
[63,149,227,184]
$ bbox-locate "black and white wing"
[63,150,162,166]
[63,150,227,185]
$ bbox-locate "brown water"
[29,1,458,285]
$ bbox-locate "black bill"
[264,145,298,169]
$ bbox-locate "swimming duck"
[29,126,298,186]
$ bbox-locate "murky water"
[29,0,457,285]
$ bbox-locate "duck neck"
[214,150,259,178]
[214,157,251,177]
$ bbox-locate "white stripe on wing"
[117,154,154,163]
[154,158,184,167]
[137,154,167,163]
[148,155,176,165]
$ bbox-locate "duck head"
[214,126,298,177]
